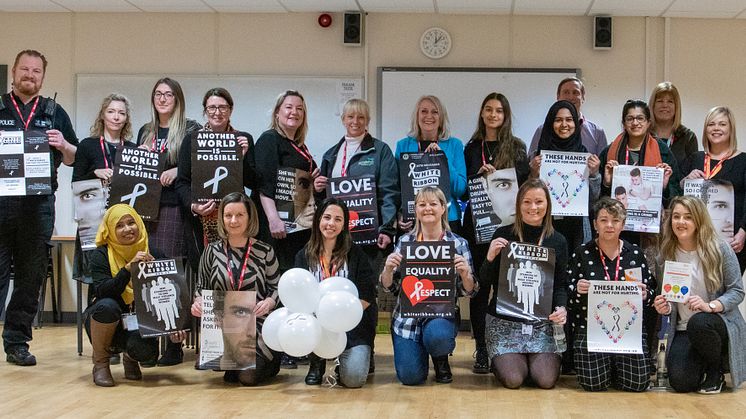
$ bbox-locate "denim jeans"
[392,318,458,385]
[337,344,371,388]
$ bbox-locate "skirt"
[485,313,557,358]
[145,204,186,258]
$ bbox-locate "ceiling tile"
[0,0,69,12]
[437,0,512,14]
[514,0,592,15]
[664,0,745,18]
[590,0,672,16]
[279,0,358,13]
[203,0,286,13]
[357,0,434,13]
[54,0,139,12]
[128,0,214,12]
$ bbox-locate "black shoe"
[109,353,121,365]
[433,356,453,384]
[296,355,310,365]
[157,345,184,366]
[280,354,297,369]
[223,370,239,383]
[305,355,326,385]
[368,352,375,375]
[561,364,577,375]
[472,348,489,374]
[6,347,36,366]
[699,373,725,394]
[139,359,157,368]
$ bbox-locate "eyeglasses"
[154,91,175,101]
[206,105,231,114]
[624,115,647,124]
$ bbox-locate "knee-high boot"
[90,319,118,387]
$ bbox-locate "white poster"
[199,290,257,371]
[683,179,735,239]
[540,151,590,216]
[587,281,644,354]
[611,165,664,233]
[661,261,692,303]
[336,80,362,116]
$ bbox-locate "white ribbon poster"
[587,281,643,354]
[540,151,590,216]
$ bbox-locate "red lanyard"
[99,137,123,169]
[150,133,167,153]
[10,95,40,130]
[704,152,731,179]
[598,241,622,282]
[319,256,336,280]
[225,240,253,291]
[340,141,360,177]
[624,147,631,165]
[289,140,314,172]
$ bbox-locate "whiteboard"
[377,67,579,148]
[54,74,363,236]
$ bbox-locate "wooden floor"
[1,325,744,418]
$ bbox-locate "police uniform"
[0,91,77,354]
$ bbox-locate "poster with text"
[275,167,314,233]
[661,261,692,303]
[540,151,590,216]
[587,281,643,354]
[109,147,162,220]
[497,242,556,321]
[72,179,108,250]
[0,130,51,196]
[191,131,242,204]
[132,258,190,338]
[468,168,519,244]
[398,151,451,221]
[398,241,456,318]
[683,178,735,239]
[611,165,663,233]
[199,290,257,371]
[327,175,379,245]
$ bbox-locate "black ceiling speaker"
[343,12,363,46]
[594,16,612,50]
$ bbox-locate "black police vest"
[0,94,56,131]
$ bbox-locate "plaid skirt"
[145,205,186,258]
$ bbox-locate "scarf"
[536,100,586,155]
[607,132,662,167]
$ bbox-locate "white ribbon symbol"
[409,281,424,302]
[121,183,147,207]
[507,242,520,258]
[204,166,228,194]
[408,163,416,178]
[138,262,147,279]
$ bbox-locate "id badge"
[122,313,139,331]
[521,324,533,335]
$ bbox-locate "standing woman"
[653,196,746,394]
[191,192,281,386]
[479,179,568,389]
[294,198,377,388]
[380,186,477,385]
[648,82,698,170]
[462,92,529,374]
[255,90,318,272]
[395,95,467,234]
[680,107,746,273]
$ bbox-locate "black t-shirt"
[254,129,318,199]
[72,136,137,182]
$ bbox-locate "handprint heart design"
[545,169,586,208]
[592,300,639,343]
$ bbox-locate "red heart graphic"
[402,275,434,306]
[663,284,672,293]
[348,210,359,230]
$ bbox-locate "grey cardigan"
[658,240,746,389]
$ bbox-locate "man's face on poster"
[485,171,518,226]
[615,192,628,209]
[72,180,107,242]
[707,184,734,237]
[293,169,315,228]
[216,292,256,368]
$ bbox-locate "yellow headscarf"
[95,204,149,305]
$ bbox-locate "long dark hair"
[305,198,352,272]
[469,92,525,169]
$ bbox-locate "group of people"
[1,49,744,396]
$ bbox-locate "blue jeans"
[337,344,371,388]
[392,318,458,385]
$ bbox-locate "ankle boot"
[90,319,118,387]
[122,353,143,380]
[433,355,453,383]
[305,354,326,385]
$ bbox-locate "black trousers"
[468,242,489,349]
[667,312,729,393]
[84,298,158,362]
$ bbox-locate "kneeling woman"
[653,196,746,393]
[295,198,377,388]
[86,204,165,386]
[380,186,478,385]
[191,192,281,386]
[567,197,657,392]
[479,179,569,389]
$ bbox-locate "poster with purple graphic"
[540,151,590,216]
[587,281,643,354]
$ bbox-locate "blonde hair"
[648,81,682,134]
[702,106,738,154]
[341,98,370,123]
[89,93,132,141]
[660,196,723,293]
[412,186,450,237]
[270,90,309,146]
[408,95,451,141]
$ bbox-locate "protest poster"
[661,261,692,303]
[132,258,190,338]
[540,151,590,216]
[0,130,51,196]
[611,165,664,233]
[398,241,456,318]
[109,147,162,220]
[398,151,450,221]
[496,242,556,322]
[275,167,314,233]
[191,131,242,204]
[587,281,643,354]
[468,168,518,244]
[199,290,257,371]
[71,179,108,250]
[327,175,379,245]
[683,178,735,239]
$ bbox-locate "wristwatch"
[709,301,718,312]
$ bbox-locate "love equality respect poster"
[327,175,379,245]
[398,241,456,318]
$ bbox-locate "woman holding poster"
[380,187,477,385]
[680,106,746,273]
[653,196,746,394]
[294,198,377,388]
[567,197,656,392]
[479,179,569,388]
[463,92,529,374]
[191,192,281,386]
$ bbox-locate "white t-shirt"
[675,247,710,331]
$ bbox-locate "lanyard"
[150,133,167,153]
[99,137,123,169]
[598,241,622,282]
[319,256,336,280]
[10,95,40,130]
[340,141,362,177]
[624,147,631,165]
[704,152,731,179]
[667,134,676,148]
[225,240,253,291]
[289,140,314,172]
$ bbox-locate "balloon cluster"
[263,268,363,359]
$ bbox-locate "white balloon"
[319,276,359,298]
[316,291,363,333]
[278,268,320,314]
[261,307,290,352]
[313,328,347,359]
[277,313,322,357]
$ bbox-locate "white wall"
[1,12,745,312]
